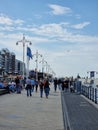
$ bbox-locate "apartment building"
[15,59,25,76]
[0,48,25,77]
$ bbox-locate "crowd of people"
[0,76,24,94]
[0,75,82,98]
[0,76,51,99]
[25,77,50,98]
[53,77,82,93]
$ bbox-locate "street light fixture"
[39,58,45,73]
[16,34,32,79]
[33,50,42,81]
[39,58,48,79]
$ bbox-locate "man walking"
[26,77,32,97]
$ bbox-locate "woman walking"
[44,78,50,98]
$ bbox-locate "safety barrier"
[81,85,98,103]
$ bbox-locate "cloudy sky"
[0,0,98,78]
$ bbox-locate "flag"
[26,47,32,78]
[27,47,32,60]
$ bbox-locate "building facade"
[0,48,25,78]
[15,59,25,76]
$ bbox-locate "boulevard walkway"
[61,92,98,130]
[0,86,64,130]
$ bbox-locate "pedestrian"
[64,78,69,92]
[31,78,35,92]
[15,76,21,94]
[53,77,58,92]
[58,78,62,91]
[44,78,50,98]
[35,80,38,92]
[39,79,44,98]
[26,77,32,97]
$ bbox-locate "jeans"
[44,88,49,98]
[16,85,21,93]
[27,88,32,97]
[40,89,43,98]
[54,85,57,92]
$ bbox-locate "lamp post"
[16,34,32,79]
[43,61,49,78]
[39,58,48,79]
[39,58,46,73]
[33,50,42,81]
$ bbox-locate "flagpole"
[26,45,29,78]
[26,57,30,78]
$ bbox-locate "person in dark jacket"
[44,78,50,98]
[53,77,58,92]
[15,76,21,94]
[39,79,44,98]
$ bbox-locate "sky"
[0,0,98,78]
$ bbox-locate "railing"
[81,85,98,104]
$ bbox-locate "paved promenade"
[0,86,64,130]
[62,92,98,130]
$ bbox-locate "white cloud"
[0,19,96,45]
[14,19,24,25]
[0,18,98,77]
[46,42,98,77]
[0,1,97,78]
[27,23,98,44]
[0,14,24,25]
[0,14,13,25]
[72,22,90,29]
[48,4,72,15]
[0,30,98,77]
[0,26,14,31]
[0,21,98,45]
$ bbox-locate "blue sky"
[0,0,98,78]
